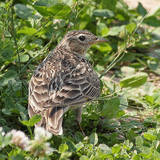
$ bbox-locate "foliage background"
[0,0,160,159]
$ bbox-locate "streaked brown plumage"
[28,30,108,135]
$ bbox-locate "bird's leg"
[76,107,85,136]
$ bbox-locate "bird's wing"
[28,52,100,134]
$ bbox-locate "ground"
[124,0,160,13]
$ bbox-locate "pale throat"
[61,41,90,57]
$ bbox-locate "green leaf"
[59,144,68,153]
[1,49,13,61]
[47,4,71,18]
[30,3,71,19]
[79,155,89,160]
[14,4,33,19]
[20,115,42,126]
[79,21,88,30]
[126,23,136,34]
[0,70,17,86]
[10,155,26,160]
[137,2,147,17]
[89,133,98,145]
[101,28,110,36]
[0,154,8,160]
[147,58,159,71]
[15,54,29,63]
[75,131,84,142]
[143,133,156,141]
[15,103,26,113]
[145,95,154,104]
[66,141,76,152]
[150,6,160,17]
[92,43,112,52]
[101,0,117,11]
[121,66,135,77]
[17,27,37,36]
[107,26,121,36]
[101,97,120,118]
[34,0,59,7]
[119,96,128,110]
[2,108,12,115]
[93,9,114,18]
[120,72,148,88]
[61,0,73,6]
[97,23,107,34]
[75,142,84,151]
[135,136,143,147]
[99,144,112,154]
[144,16,160,27]
[5,96,14,109]
[112,144,121,154]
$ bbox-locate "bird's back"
[28,49,100,134]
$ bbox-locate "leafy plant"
[0,0,160,159]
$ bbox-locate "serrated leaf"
[59,144,68,153]
[120,72,148,88]
[89,133,98,145]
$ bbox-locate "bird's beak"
[94,37,109,44]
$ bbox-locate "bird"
[28,30,108,135]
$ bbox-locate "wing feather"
[28,51,100,135]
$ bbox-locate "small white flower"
[25,127,55,156]
[34,127,52,140]
[7,129,30,150]
[0,127,3,132]
[0,127,5,136]
[44,142,55,155]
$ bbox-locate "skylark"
[28,30,108,135]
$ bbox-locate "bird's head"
[57,30,108,56]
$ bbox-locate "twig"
[99,12,149,79]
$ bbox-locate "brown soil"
[124,0,160,13]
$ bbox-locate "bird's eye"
[79,36,85,41]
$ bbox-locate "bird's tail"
[45,107,65,135]
[28,104,66,135]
